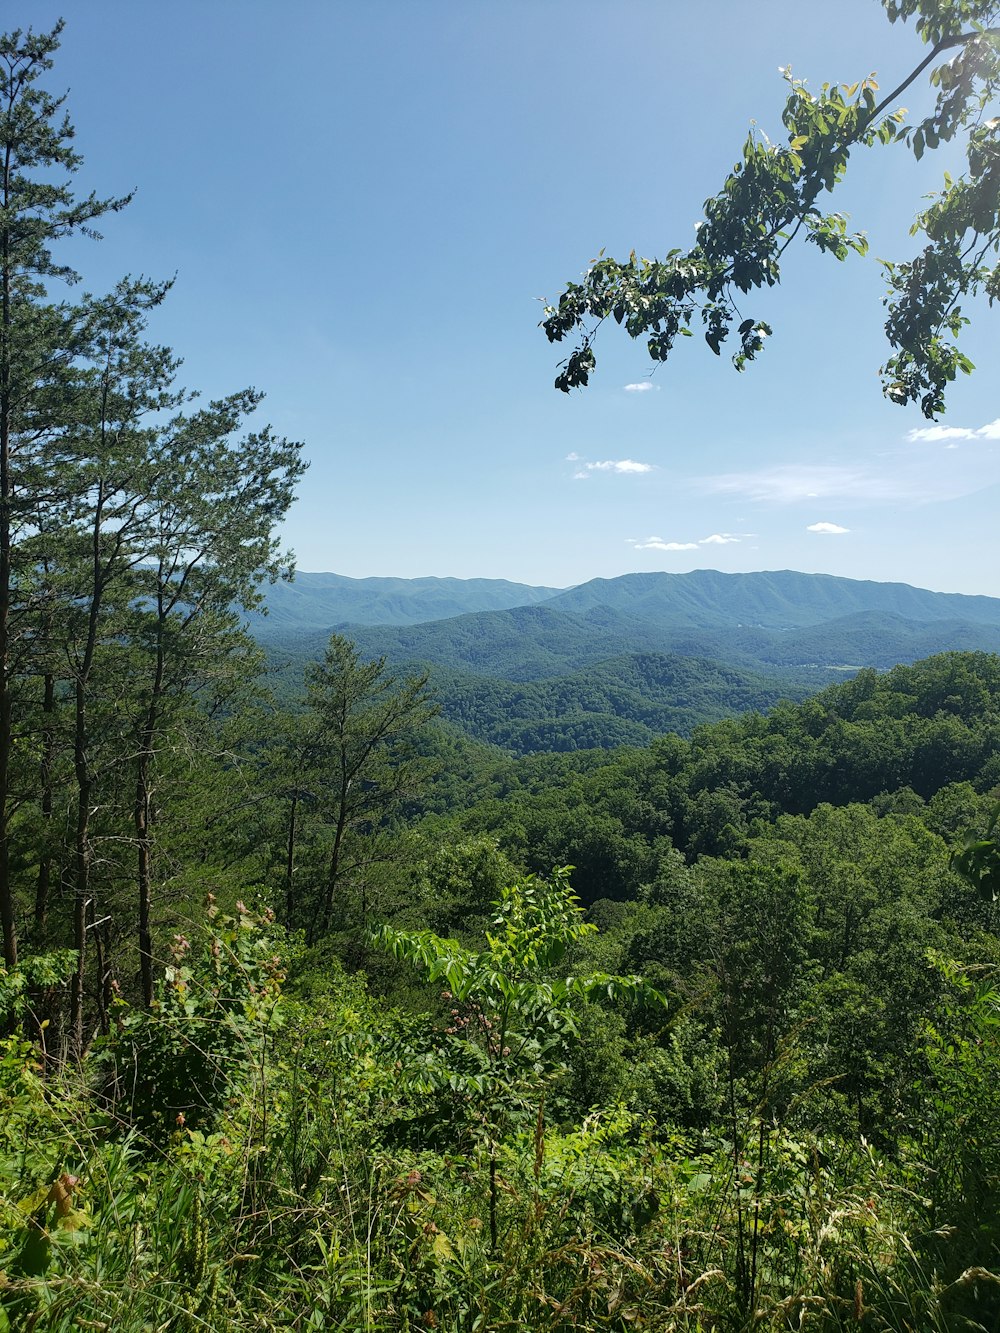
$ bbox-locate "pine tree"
[0,23,130,970]
[302,635,438,937]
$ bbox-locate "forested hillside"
[4,17,1000,1333]
[426,652,831,752]
[262,569,1000,753]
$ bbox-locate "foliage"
[0,951,76,1025]
[542,2,1000,415]
[374,868,666,1248]
[3,897,997,1331]
[271,634,439,939]
[108,899,288,1141]
[915,953,1000,1313]
[949,799,1000,924]
[376,868,660,1078]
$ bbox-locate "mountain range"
[249,571,559,630]
[255,569,1000,753]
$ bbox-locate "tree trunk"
[135,764,154,1008]
[320,798,350,939]
[70,470,109,1059]
[284,791,298,925]
[135,595,166,1010]
[34,671,56,939]
[91,899,109,1038]
[70,676,92,1059]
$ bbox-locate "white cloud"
[623,382,659,393]
[627,531,754,552]
[907,417,1000,443]
[908,425,975,442]
[588,458,654,474]
[807,521,850,534]
[569,454,654,478]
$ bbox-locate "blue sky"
[27,1,1000,593]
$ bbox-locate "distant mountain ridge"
[259,570,1000,678]
[251,571,561,631]
[254,568,1000,639]
[544,569,1000,629]
[255,570,1000,753]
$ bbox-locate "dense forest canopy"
[2,12,999,1332]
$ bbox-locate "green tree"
[296,635,439,938]
[374,867,664,1248]
[706,859,815,1316]
[0,23,129,971]
[543,1,999,416]
[56,280,181,1053]
[124,386,303,1007]
[0,27,305,1053]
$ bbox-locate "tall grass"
[2,908,998,1331]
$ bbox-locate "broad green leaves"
[374,867,665,1090]
[374,868,666,1249]
[949,800,1000,903]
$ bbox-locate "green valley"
[260,569,1000,752]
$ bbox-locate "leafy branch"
[542,3,1000,417]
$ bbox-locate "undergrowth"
[1,888,998,1331]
